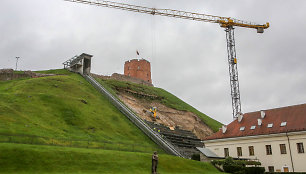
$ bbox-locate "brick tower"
[124,59,152,84]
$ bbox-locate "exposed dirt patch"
[118,93,214,140]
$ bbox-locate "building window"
[128,66,130,70]
[280,144,287,154]
[268,166,274,172]
[137,66,140,70]
[224,148,229,157]
[297,143,304,153]
[266,145,272,155]
[237,147,242,157]
[249,146,254,156]
[283,167,289,172]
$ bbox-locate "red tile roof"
[205,103,306,140]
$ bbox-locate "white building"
[204,103,306,172]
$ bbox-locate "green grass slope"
[0,69,159,148]
[0,143,223,174]
[95,78,222,132]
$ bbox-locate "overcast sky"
[1,0,306,124]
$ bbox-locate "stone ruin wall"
[0,69,56,81]
[91,73,153,87]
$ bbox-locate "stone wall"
[124,59,152,84]
[91,73,153,86]
[0,69,56,81]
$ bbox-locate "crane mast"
[225,27,241,119]
[64,0,269,119]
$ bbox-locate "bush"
[222,157,244,173]
[212,157,264,174]
[223,163,244,173]
[265,172,306,174]
[191,153,200,161]
[245,167,265,174]
[211,159,224,166]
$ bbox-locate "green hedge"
[211,157,264,174]
[246,167,265,174]
[265,172,306,174]
[191,153,200,161]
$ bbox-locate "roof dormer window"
[280,122,287,127]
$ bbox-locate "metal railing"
[62,55,78,69]
[83,74,184,158]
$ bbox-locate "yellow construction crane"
[64,0,269,120]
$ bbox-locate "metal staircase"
[83,74,185,158]
[62,55,79,69]
[145,120,203,158]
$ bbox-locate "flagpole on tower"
[136,50,140,58]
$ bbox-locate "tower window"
[137,66,140,70]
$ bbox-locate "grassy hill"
[0,69,224,174]
[95,78,222,132]
[0,69,159,148]
[0,143,223,174]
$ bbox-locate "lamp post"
[15,57,20,70]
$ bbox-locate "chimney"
[258,118,262,126]
[237,113,243,122]
[261,110,266,119]
[222,125,227,134]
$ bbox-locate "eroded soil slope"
[118,93,214,140]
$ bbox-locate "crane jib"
[64,0,269,31]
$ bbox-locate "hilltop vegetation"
[95,78,222,132]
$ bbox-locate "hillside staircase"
[145,121,203,158]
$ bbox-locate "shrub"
[212,157,264,174]
[245,167,265,174]
[222,157,244,173]
[223,163,244,173]
[191,153,200,161]
[265,172,306,174]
